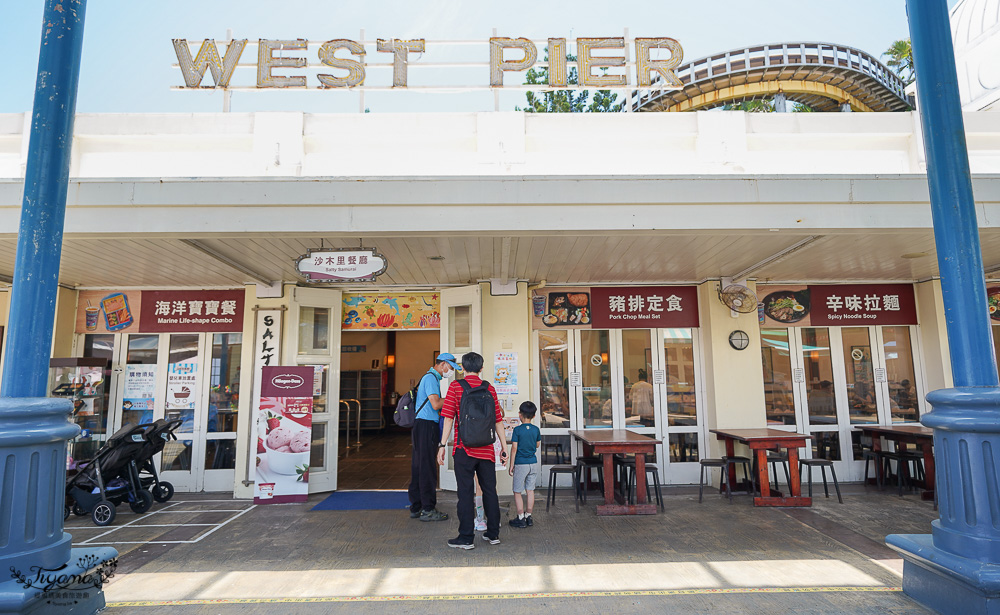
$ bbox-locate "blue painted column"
[887,0,1000,612]
[0,2,116,613]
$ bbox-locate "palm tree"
[883,39,914,85]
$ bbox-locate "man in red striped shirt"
[437,351,508,549]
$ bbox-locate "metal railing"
[635,41,909,111]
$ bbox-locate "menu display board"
[758,284,917,327]
[531,286,699,329]
[76,289,244,333]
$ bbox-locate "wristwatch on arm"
[438,442,447,449]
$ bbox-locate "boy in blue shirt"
[507,401,541,528]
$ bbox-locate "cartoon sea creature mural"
[401,313,416,327]
[344,296,367,308]
[422,296,433,307]
[364,306,376,318]
[381,297,401,314]
[344,309,360,324]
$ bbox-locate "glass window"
[83,334,114,361]
[205,440,236,470]
[82,334,114,432]
[811,431,841,461]
[843,327,876,424]
[538,331,570,428]
[802,328,836,425]
[761,329,795,425]
[664,329,697,427]
[540,434,571,464]
[165,334,200,446]
[162,439,193,472]
[622,330,654,428]
[668,433,699,463]
[209,333,241,433]
[449,305,471,349]
[310,423,326,471]
[883,326,919,423]
[580,330,611,428]
[298,307,330,354]
[123,334,159,426]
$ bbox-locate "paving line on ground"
[107,586,903,607]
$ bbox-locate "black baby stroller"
[135,418,182,503]
[65,423,153,526]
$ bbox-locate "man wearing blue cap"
[408,352,459,521]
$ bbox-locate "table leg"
[872,435,885,486]
[755,448,770,498]
[602,452,615,506]
[787,446,802,497]
[921,440,936,500]
[635,453,648,505]
[724,437,736,492]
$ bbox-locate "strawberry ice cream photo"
[266,427,294,451]
[290,431,311,453]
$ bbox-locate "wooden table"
[857,424,935,500]
[710,428,813,507]
[569,429,661,515]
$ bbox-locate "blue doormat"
[311,490,411,511]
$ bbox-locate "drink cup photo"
[85,306,100,331]
[532,294,546,316]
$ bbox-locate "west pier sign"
[172,36,684,90]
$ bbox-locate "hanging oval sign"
[296,248,388,283]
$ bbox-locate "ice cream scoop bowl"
[263,440,309,475]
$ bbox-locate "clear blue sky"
[0,1,940,114]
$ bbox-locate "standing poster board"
[254,366,314,504]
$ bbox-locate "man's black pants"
[454,448,500,541]
[408,418,439,513]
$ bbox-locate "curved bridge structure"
[635,42,911,113]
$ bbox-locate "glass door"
[577,329,613,429]
[535,329,574,484]
[656,328,704,483]
[202,333,241,491]
[159,333,203,492]
[292,287,342,494]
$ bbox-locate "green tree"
[882,39,914,85]
[517,51,623,113]
[720,99,813,112]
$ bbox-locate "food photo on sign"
[531,287,592,329]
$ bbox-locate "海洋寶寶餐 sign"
[172,36,683,90]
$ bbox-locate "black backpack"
[457,380,496,448]
[393,375,432,428]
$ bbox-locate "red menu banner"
[590,286,699,329]
[759,284,917,327]
[139,290,245,333]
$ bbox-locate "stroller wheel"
[130,490,154,514]
[73,503,88,516]
[152,482,174,503]
[92,500,116,527]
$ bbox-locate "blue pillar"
[0,1,116,613]
[886,0,1000,612]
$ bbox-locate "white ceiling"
[0,229,986,289]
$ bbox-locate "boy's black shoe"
[508,517,527,528]
[482,533,501,545]
[525,515,533,526]
[448,537,475,550]
[409,509,421,519]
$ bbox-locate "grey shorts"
[511,463,539,493]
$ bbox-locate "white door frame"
[439,284,483,491]
[290,286,343,494]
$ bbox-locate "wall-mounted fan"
[717,280,758,315]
